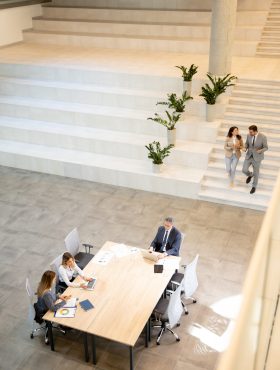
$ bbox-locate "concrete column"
[208,0,238,76]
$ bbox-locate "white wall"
[0,4,42,47]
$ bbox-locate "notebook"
[55,307,76,318]
[80,299,94,311]
[63,297,78,308]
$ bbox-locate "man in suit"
[242,125,268,194]
[149,217,182,259]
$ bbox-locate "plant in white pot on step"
[148,110,180,146]
[156,91,193,120]
[145,141,174,173]
[175,64,198,96]
[200,73,237,122]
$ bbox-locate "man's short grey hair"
[164,217,174,223]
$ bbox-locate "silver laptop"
[84,278,97,290]
[141,249,159,262]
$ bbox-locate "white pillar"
[208,0,238,76]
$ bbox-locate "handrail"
[217,170,280,370]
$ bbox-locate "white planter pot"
[152,163,163,173]
[183,80,192,96]
[167,128,176,146]
[206,104,218,122]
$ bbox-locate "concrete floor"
[0,165,264,370]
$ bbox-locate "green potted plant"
[156,91,193,119]
[145,141,174,173]
[175,64,198,95]
[148,110,180,145]
[200,73,237,121]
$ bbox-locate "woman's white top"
[58,263,85,287]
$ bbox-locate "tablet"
[80,299,94,311]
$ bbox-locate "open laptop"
[141,249,159,262]
[84,278,97,290]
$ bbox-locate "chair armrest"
[82,243,94,254]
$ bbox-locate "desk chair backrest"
[183,254,199,298]
[167,283,183,328]
[26,277,36,324]
[178,232,185,254]
[64,228,80,257]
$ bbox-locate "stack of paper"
[55,307,76,318]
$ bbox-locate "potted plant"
[145,141,174,173]
[175,64,198,95]
[200,73,237,121]
[208,73,237,103]
[156,91,193,119]
[148,110,180,145]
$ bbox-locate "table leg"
[92,335,97,365]
[46,321,54,351]
[83,333,89,362]
[129,346,134,370]
[145,320,149,348]
[148,317,151,342]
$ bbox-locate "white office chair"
[50,253,65,294]
[26,277,47,342]
[64,228,94,269]
[152,283,183,345]
[168,254,199,314]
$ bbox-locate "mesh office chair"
[152,283,183,345]
[168,254,199,314]
[26,277,65,344]
[64,228,94,270]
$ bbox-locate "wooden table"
[44,241,180,369]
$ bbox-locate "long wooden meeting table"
[44,241,181,369]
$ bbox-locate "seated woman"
[36,270,70,318]
[58,252,92,289]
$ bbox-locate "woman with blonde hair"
[224,126,244,187]
[36,270,70,316]
[58,252,92,288]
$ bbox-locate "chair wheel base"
[156,342,160,345]
[185,311,189,315]
[193,300,197,304]
[177,323,180,327]
[176,338,180,342]
[30,333,34,339]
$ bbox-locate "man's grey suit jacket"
[245,133,268,162]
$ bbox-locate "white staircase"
[20,2,264,56]
[0,62,216,199]
[199,79,280,211]
[257,0,280,57]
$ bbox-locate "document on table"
[63,297,78,308]
[156,258,180,271]
[95,250,114,265]
[55,307,76,318]
[110,244,139,257]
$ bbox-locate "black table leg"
[46,321,54,351]
[129,346,134,370]
[148,317,151,342]
[145,320,149,348]
[92,335,97,365]
[83,333,89,362]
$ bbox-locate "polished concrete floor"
[0,165,264,370]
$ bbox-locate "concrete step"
[204,170,275,191]
[198,187,268,211]
[0,76,165,111]
[228,96,280,109]
[22,29,257,56]
[32,17,211,39]
[234,82,280,93]
[0,139,204,199]
[231,90,280,101]
[226,104,280,118]
[210,152,280,171]
[0,63,182,92]
[220,120,280,135]
[0,116,210,168]
[258,41,280,47]
[206,161,278,181]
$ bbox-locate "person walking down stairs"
[224,126,244,188]
[242,125,268,194]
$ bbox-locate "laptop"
[84,278,97,290]
[141,249,159,262]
